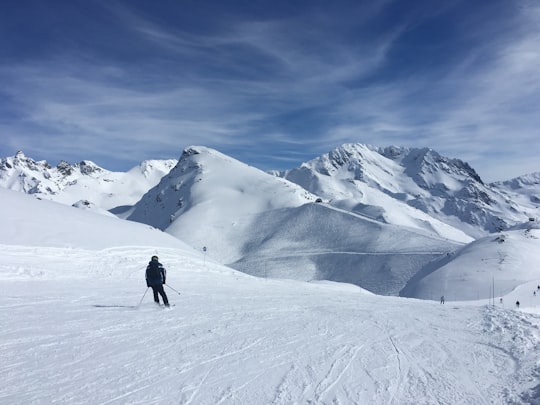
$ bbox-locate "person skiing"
[440,296,445,304]
[515,300,520,309]
[145,256,169,307]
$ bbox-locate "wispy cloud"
[2,2,403,167]
[0,62,258,164]
[419,3,540,179]
[302,1,540,181]
[0,1,538,180]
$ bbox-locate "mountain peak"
[180,145,235,163]
[128,145,318,262]
[0,152,177,210]
[181,146,202,157]
[276,142,528,236]
[56,160,74,176]
[78,160,103,175]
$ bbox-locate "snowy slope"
[2,185,540,404]
[0,151,177,210]
[0,188,193,251]
[229,202,463,295]
[1,147,538,297]
[128,146,463,295]
[128,146,318,262]
[275,143,536,237]
[3,147,539,239]
[492,172,540,220]
[401,221,540,301]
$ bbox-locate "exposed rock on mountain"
[0,151,177,210]
[2,145,538,295]
[127,146,464,295]
[275,143,535,237]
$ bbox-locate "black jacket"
[145,260,166,286]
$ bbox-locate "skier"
[440,296,445,304]
[515,300,520,309]
[145,256,169,307]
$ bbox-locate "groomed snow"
[2,245,540,404]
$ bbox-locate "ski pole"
[137,287,149,306]
[165,284,181,295]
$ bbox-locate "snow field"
[1,245,539,404]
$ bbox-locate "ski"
[92,304,137,308]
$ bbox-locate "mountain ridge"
[274,143,537,237]
[125,146,466,295]
[0,150,177,210]
[2,144,538,295]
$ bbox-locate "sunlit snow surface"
[1,190,540,404]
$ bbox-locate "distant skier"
[515,300,520,309]
[440,296,445,304]
[145,256,169,307]
[499,297,503,304]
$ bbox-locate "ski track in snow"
[1,246,540,404]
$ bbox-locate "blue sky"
[1,0,539,182]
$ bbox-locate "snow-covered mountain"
[126,146,466,295]
[0,187,191,250]
[491,172,540,220]
[2,145,537,239]
[1,145,538,295]
[2,178,540,404]
[402,221,540,301]
[0,151,177,211]
[127,146,318,262]
[274,144,538,238]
